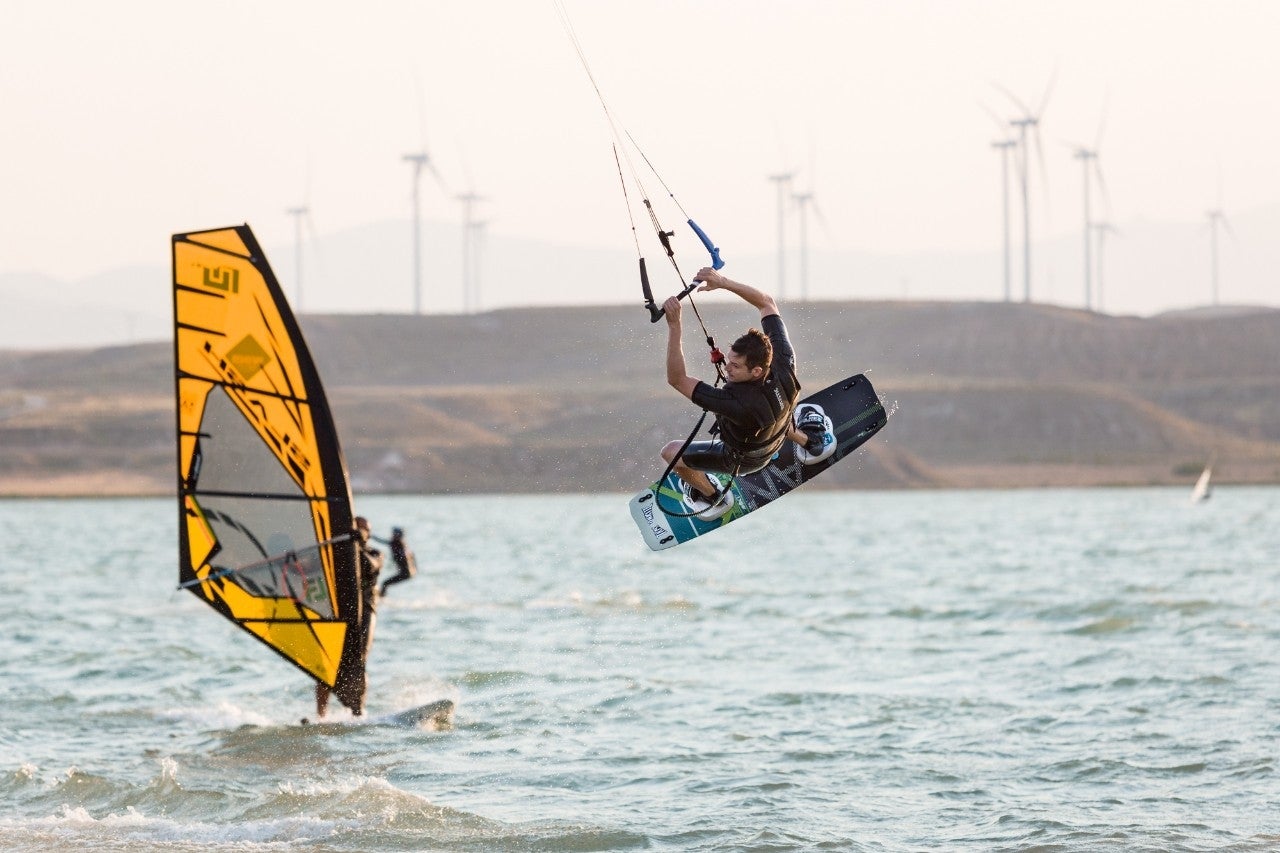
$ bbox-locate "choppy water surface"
[1,488,1279,851]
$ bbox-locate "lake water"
[1,488,1279,852]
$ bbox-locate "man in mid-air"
[660,267,829,520]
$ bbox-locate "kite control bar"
[687,219,724,271]
[642,260,702,323]
[641,219,726,323]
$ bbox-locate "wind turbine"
[403,151,449,315]
[990,137,1017,301]
[792,191,813,302]
[1071,146,1099,310]
[792,187,832,303]
[768,171,794,299]
[1091,221,1119,313]
[456,189,487,313]
[404,76,450,315]
[1069,102,1110,311]
[997,76,1054,302]
[285,204,309,310]
[1205,207,1233,306]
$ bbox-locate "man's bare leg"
[661,441,720,498]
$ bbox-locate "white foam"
[155,700,276,729]
[0,804,352,847]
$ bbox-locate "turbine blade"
[1035,66,1058,118]
[1094,90,1111,150]
[811,198,836,242]
[413,71,428,151]
[457,143,475,195]
[427,159,451,196]
[978,100,1009,132]
[993,82,1032,116]
[1093,159,1111,217]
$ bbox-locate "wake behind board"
[629,373,886,550]
[373,698,455,728]
[301,698,455,729]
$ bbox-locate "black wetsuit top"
[358,542,383,617]
[689,314,801,463]
[379,537,417,595]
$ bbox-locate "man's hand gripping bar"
[641,219,725,323]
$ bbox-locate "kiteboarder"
[314,515,383,718]
[660,268,825,520]
[376,527,418,598]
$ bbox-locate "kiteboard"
[629,373,886,550]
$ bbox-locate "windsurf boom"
[172,225,368,713]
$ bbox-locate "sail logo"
[300,575,326,605]
[202,266,240,293]
[226,335,272,382]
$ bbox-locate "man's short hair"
[731,328,772,373]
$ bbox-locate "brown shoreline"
[3,300,1278,498]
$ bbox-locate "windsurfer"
[315,515,383,718]
[376,527,417,598]
[660,268,822,520]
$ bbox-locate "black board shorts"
[680,440,775,477]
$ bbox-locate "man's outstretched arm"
[694,267,779,318]
[664,295,699,400]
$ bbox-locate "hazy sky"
[3,1,1278,308]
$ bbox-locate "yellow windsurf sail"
[172,224,367,713]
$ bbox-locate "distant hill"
[2,300,1279,496]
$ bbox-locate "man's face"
[723,349,762,383]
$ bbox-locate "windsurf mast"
[172,224,370,715]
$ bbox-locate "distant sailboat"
[1191,457,1214,503]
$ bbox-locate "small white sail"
[1191,464,1213,503]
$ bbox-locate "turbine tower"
[1072,147,1098,310]
[286,204,309,310]
[403,152,431,315]
[1092,221,1118,313]
[1070,104,1110,311]
[469,219,489,313]
[768,171,794,298]
[792,187,831,302]
[1205,172,1232,307]
[402,148,449,315]
[793,191,813,302]
[990,138,1017,302]
[1205,208,1232,306]
[456,190,487,313]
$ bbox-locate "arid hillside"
[2,300,1278,495]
